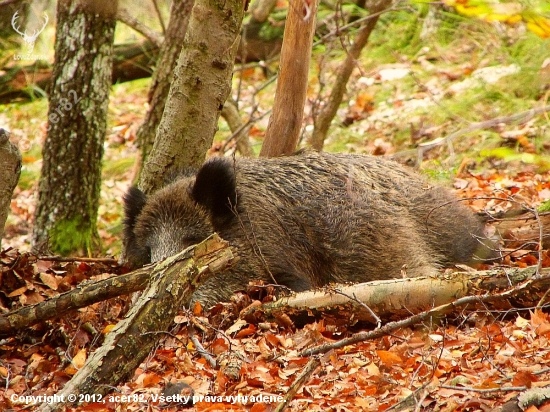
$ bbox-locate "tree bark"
[36,234,234,412]
[31,0,117,255]
[0,129,21,249]
[138,0,245,194]
[260,0,320,157]
[309,0,393,151]
[134,0,194,175]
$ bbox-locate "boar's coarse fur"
[124,151,491,307]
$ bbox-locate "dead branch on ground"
[37,234,234,412]
[298,268,550,357]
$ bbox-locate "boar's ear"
[192,157,237,224]
[122,187,149,267]
[123,187,147,232]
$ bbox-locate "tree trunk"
[134,0,194,175]
[309,0,392,151]
[138,0,245,195]
[36,234,234,412]
[0,129,21,250]
[260,0,320,157]
[221,98,255,157]
[31,0,117,255]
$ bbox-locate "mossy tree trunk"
[0,129,21,250]
[32,0,117,256]
[134,0,194,176]
[138,0,245,195]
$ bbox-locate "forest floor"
[1,6,550,412]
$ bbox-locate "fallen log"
[0,266,150,335]
[242,266,550,326]
[0,41,158,104]
[3,262,548,335]
[36,233,234,411]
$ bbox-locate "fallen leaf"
[39,272,59,290]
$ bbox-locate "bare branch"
[116,7,164,47]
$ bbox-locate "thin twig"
[330,287,382,327]
[0,0,21,6]
[150,0,166,35]
[37,256,118,264]
[313,6,411,47]
[440,384,527,393]
[233,57,280,73]
[415,104,550,164]
[188,326,217,368]
[274,356,321,412]
[190,314,234,352]
[390,104,550,162]
[532,206,544,277]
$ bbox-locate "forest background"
[0,0,550,410]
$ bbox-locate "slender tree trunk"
[260,0,320,157]
[138,0,245,195]
[221,98,254,157]
[134,0,194,176]
[309,0,392,151]
[0,129,21,249]
[32,0,117,255]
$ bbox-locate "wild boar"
[123,151,492,307]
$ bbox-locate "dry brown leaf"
[376,350,403,366]
[39,272,59,290]
[65,348,87,375]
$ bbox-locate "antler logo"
[11,11,49,54]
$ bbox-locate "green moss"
[539,200,550,213]
[258,11,286,42]
[110,77,150,95]
[48,217,97,256]
[421,163,455,182]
